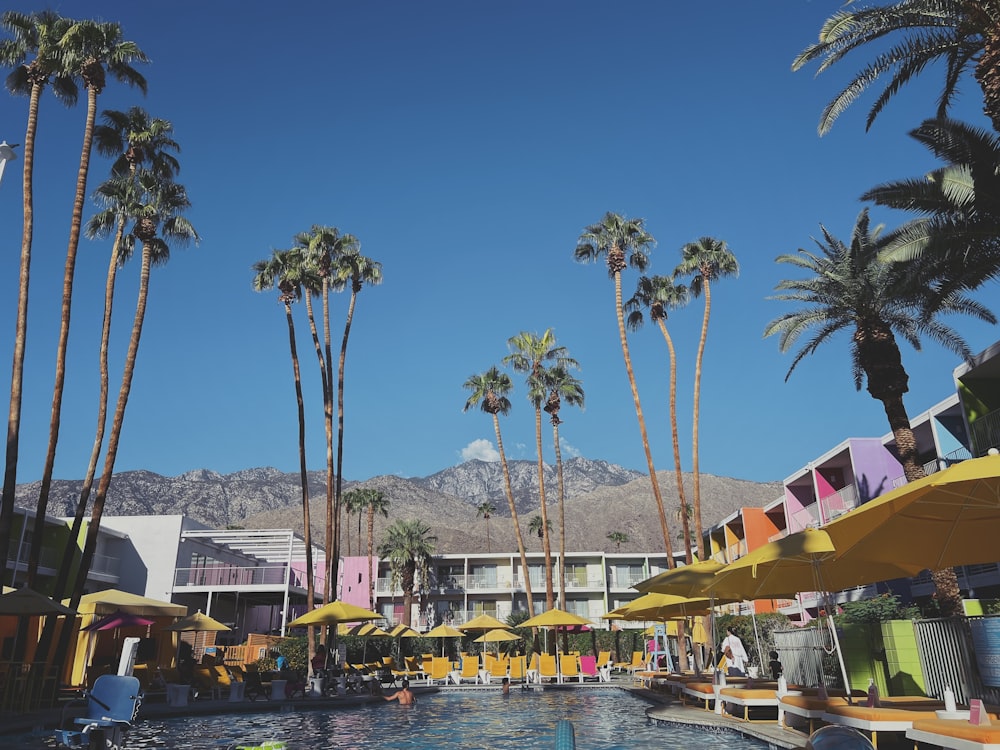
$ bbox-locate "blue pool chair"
[55,674,143,750]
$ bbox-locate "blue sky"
[0,1,997,487]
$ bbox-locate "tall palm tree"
[377,519,435,628]
[292,226,339,601]
[504,330,577,609]
[575,212,675,565]
[251,247,317,662]
[29,18,146,586]
[462,367,536,617]
[476,501,496,553]
[0,9,78,582]
[792,0,1000,134]
[607,531,628,552]
[861,118,1000,296]
[675,237,739,562]
[542,364,584,608]
[528,515,552,549]
[330,243,382,601]
[625,274,694,563]
[345,488,389,612]
[764,208,994,615]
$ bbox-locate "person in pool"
[384,678,416,705]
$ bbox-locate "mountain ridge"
[13,458,782,554]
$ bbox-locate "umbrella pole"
[749,606,765,671]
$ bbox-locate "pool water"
[29,689,771,750]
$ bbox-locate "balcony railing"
[818,484,858,523]
[971,407,1000,457]
[173,564,325,591]
[787,505,820,533]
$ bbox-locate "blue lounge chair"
[55,674,142,750]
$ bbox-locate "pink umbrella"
[82,609,155,631]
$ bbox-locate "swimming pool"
[27,689,771,750]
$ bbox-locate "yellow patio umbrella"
[518,608,593,629]
[823,452,1000,573]
[474,628,522,656]
[286,600,381,628]
[387,623,420,638]
[458,613,509,632]
[0,587,77,616]
[615,593,712,620]
[634,559,728,597]
[163,610,231,633]
[424,623,465,657]
[338,622,391,664]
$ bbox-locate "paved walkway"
[4,677,810,749]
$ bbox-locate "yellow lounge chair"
[908,718,1000,750]
[509,656,528,685]
[822,703,944,748]
[596,651,612,670]
[559,655,581,684]
[451,656,482,685]
[426,656,452,686]
[614,651,644,674]
[538,654,560,684]
[488,658,509,683]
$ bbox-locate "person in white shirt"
[720,627,749,677]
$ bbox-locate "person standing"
[720,627,748,677]
[384,678,416,705]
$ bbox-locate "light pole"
[0,141,19,189]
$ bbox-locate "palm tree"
[346,488,389,612]
[625,274,694,563]
[251,247,317,660]
[528,515,552,549]
[28,18,146,589]
[675,237,739,562]
[792,0,1000,134]
[291,225,339,602]
[542,364,584,608]
[40,109,179,591]
[575,212,675,565]
[476,501,497,553]
[861,118,1000,296]
[607,531,628,552]
[0,9,78,582]
[504,330,578,609]
[377,519,435,627]
[764,208,994,615]
[462,367,536,617]
[330,243,382,602]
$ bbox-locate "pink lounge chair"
[579,655,609,683]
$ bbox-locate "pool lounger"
[681,682,719,710]
[907,718,1000,750]
[821,703,944,748]
[719,687,786,722]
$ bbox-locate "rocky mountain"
[15,458,782,554]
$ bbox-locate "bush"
[835,594,920,624]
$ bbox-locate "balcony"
[173,564,323,591]
[971,407,1000,456]
[787,505,820,533]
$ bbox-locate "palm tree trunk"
[34,214,125,665]
[657,319,693,563]
[0,80,42,582]
[492,414,535,617]
[334,289,358,598]
[26,86,98,585]
[691,276,712,561]
[552,420,567,610]
[367,506,376,612]
[59,240,153,670]
[320,278,335,605]
[303,291,332,608]
[613,270,674,565]
[534,406,555,609]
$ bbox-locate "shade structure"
[822,452,1000,574]
[0,587,77,616]
[82,609,154,632]
[518,608,593,629]
[164,610,231,632]
[286,600,381,628]
[458,613,509,632]
[473,628,521,643]
[74,589,186,617]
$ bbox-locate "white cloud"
[460,439,500,463]
[559,436,581,459]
